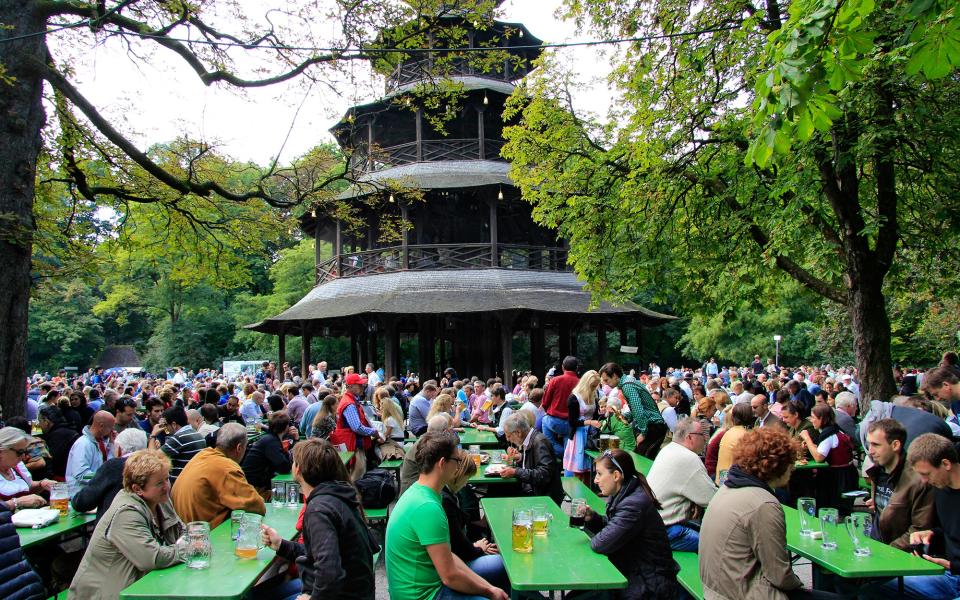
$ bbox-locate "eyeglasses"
[6,447,30,458]
[601,450,624,474]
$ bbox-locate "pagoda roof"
[245,269,675,334]
[335,159,510,200]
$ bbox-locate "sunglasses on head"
[602,450,624,474]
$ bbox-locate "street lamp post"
[773,335,782,367]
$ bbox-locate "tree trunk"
[0,1,46,419]
[846,263,898,414]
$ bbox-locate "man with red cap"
[330,373,383,473]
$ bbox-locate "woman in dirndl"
[563,370,603,485]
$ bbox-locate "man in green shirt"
[386,430,509,600]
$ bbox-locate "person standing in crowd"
[37,405,80,481]
[150,406,205,486]
[700,428,840,600]
[241,411,296,499]
[600,362,668,459]
[68,450,184,600]
[864,419,935,550]
[541,356,581,457]
[861,433,960,599]
[584,449,680,599]
[260,438,378,600]
[65,411,116,498]
[72,428,149,522]
[385,431,508,600]
[498,413,564,505]
[563,370,602,483]
[408,383,439,437]
[330,373,383,477]
[647,418,717,552]
[171,422,265,528]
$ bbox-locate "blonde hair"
[712,390,731,409]
[380,396,404,431]
[123,450,171,492]
[696,396,716,416]
[448,448,477,491]
[428,394,455,420]
[572,370,601,406]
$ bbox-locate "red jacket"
[542,370,579,419]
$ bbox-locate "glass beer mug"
[511,509,534,553]
[235,513,265,559]
[177,521,213,569]
[49,482,70,517]
[531,505,553,536]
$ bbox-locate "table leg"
[898,576,904,596]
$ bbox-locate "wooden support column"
[383,317,399,380]
[300,321,311,379]
[335,220,343,277]
[278,331,286,370]
[619,325,628,348]
[350,320,359,369]
[400,204,409,269]
[635,322,644,363]
[477,106,485,159]
[498,312,517,385]
[530,316,545,377]
[415,109,423,161]
[596,322,607,367]
[489,198,498,267]
[418,316,436,381]
[367,322,378,369]
[314,220,322,270]
[558,317,571,359]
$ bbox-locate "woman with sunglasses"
[584,448,679,599]
[0,427,54,511]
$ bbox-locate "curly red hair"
[732,428,798,481]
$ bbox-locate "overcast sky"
[59,0,612,166]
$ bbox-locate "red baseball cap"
[344,373,368,386]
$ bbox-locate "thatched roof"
[246,268,674,334]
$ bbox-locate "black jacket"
[586,478,680,600]
[276,481,378,600]
[42,423,81,479]
[240,433,292,489]
[441,488,484,562]
[0,507,44,600]
[71,456,127,522]
[516,430,564,505]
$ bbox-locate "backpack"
[355,469,397,509]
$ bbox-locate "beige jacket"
[699,484,803,600]
[68,490,183,600]
[714,426,747,484]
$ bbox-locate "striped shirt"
[161,425,206,484]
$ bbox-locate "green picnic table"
[338,450,354,464]
[467,463,518,485]
[586,449,653,475]
[457,428,500,448]
[379,458,403,470]
[782,506,943,587]
[120,504,302,600]
[481,496,626,598]
[17,512,96,550]
[271,473,292,483]
[793,460,829,470]
[561,477,606,515]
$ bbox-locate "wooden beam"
[300,321,311,380]
[278,332,286,372]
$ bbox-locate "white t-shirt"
[661,406,679,432]
[384,416,404,441]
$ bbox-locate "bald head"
[92,410,116,439]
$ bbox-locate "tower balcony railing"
[385,56,529,93]
[349,138,505,174]
[316,243,570,285]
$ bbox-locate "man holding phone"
[864,419,935,550]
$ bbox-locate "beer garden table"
[481,496,626,599]
[18,511,96,549]
[782,505,943,592]
[458,428,500,448]
[120,504,302,600]
[793,460,829,470]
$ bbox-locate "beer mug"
[819,508,840,550]
[568,499,587,529]
[845,513,872,557]
[531,505,553,536]
[271,482,285,507]
[286,482,300,507]
[797,497,816,537]
[469,445,482,469]
[230,510,245,541]
[235,513,264,559]
[50,482,69,517]
[177,521,212,569]
[512,509,534,553]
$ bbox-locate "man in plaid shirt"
[600,362,668,459]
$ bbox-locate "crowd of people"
[0,351,958,599]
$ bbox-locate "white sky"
[56,0,614,166]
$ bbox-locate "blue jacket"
[0,507,45,600]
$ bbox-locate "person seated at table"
[171,422,265,528]
[715,403,754,484]
[699,428,841,600]
[65,410,116,498]
[599,397,637,452]
[242,411,297,500]
[798,403,858,514]
[68,450,184,600]
[647,417,717,552]
[218,395,245,426]
[428,394,464,429]
[72,428,148,522]
[0,427,54,511]
[385,430,509,600]
[474,387,510,441]
[583,449,680,599]
[399,414,453,496]
[862,418,935,551]
[260,438,379,600]
[859,433,960,600]
[149,405,206,486]
[37,404,80,482]
[6,416,51,481]
[0,501,46,599]
[439,447,508,591]
[408,382,439,437]
[497,413,564,505]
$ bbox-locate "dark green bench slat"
[673,551,704,600]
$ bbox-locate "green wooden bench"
[365,506,389,521]
[561,476,607,515]
[673,551,704,600]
